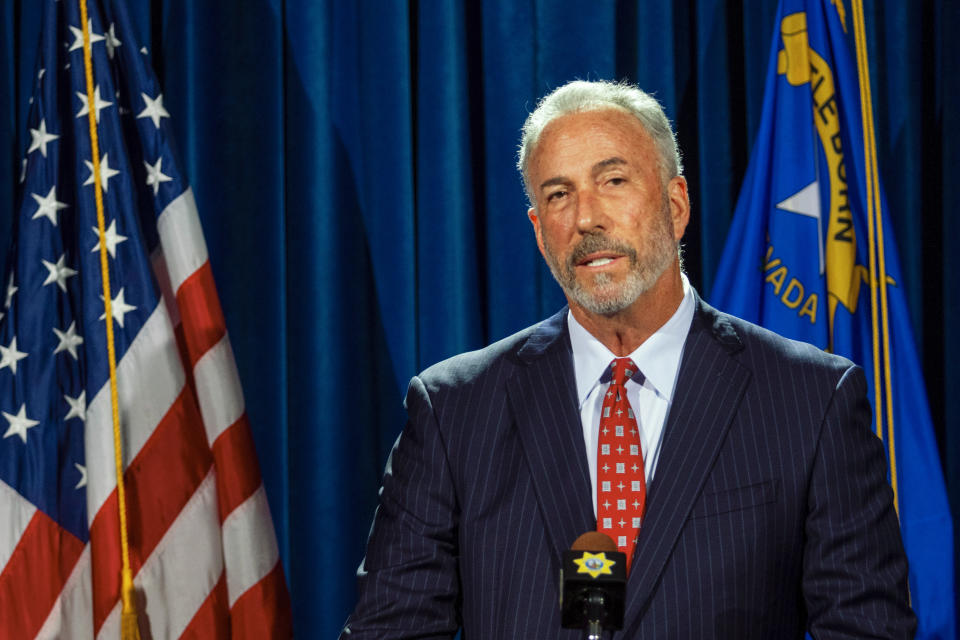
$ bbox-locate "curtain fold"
[416,1,484,367]
[2,1,956,636]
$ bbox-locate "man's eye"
[547,190,568,201]
[607,177,626,186]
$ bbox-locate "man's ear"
[667,176,690,241]
[528,206,547,257]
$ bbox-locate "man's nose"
[575,188,608,233]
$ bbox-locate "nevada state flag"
[711,1,955,637]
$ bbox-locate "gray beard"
[542,205,677,316]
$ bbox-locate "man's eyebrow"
[538,175,571,191]
[592,157,628,175]
[537,157,628,192]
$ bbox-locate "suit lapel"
[620,299,752,633]
[507,309,595,563]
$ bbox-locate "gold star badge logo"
[573,551,616,578]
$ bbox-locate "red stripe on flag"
[229,562,293,639]
[212,414,263,521]
[174,320,196,389]
[180,571,230,639]
[89,384,212,634]
[176,261,227,368]
[0,511,84,639]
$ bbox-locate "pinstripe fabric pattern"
[342,296,915,639]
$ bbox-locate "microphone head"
[570,531,617,552]
[560,531,627,631]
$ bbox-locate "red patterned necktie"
[596,357,646,572]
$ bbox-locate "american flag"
[0,1,292,638]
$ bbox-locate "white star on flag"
[90,219,128,258]
[19,158,27,183]
[776,180,825,275]
[0,337,28,374]
[2,404,40,444]
[99,287,136,327]
[137,92,170,128]
[37,68,45,81]
[53,322,84,360]
[30,186,69,226]
[68,21,105,52]
[83,153,120,192]
[64,391,86,422]
[104,23,121,58]
[28,118,59,157]
[75,84,113,123]
[74,463,88,489]
[42,255,78,292]
[144,157,173,195]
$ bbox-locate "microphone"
[560,532,627,640]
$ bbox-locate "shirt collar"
[568,273,696,407]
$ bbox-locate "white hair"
[517,80,683,205]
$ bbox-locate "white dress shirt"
[568,274,696,517]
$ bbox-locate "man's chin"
[567,285,639,316]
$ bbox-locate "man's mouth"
[578,253,621,268]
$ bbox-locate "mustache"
[567,233,638,267]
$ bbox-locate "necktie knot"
[610,357,639,387]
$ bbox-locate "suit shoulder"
[413,316,553,394]
[710,306,855,378]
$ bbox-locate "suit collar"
[515,294,742,360]
[516,307,571,362]
[509,308,596,561]
[620,294,751,634]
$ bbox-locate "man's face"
[526,108,690,316]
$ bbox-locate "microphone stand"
[583,591,607,640]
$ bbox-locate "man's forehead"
[542,106,646,137]
[534,110,654,162]
[594,157,629,170]
[532,117,657,183]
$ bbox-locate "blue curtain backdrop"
[2,1,957,636]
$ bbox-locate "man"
[342,80,915,638]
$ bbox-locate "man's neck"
[568,267,686,356]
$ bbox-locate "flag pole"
[77,1,141,637]
[850,0,900,514]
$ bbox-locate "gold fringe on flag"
[850,0,900,517]
[76,1,141,637]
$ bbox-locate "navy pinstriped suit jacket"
[343,297,915,639]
